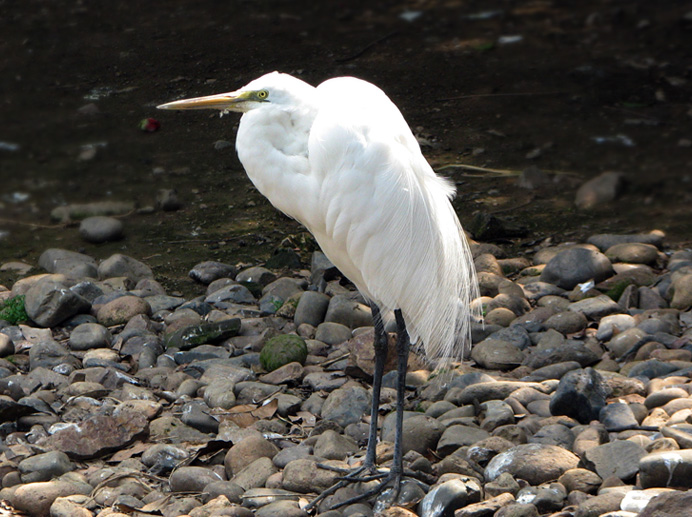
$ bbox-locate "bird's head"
[157,71,315,115]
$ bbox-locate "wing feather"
[307,77,479,361]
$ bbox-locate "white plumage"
[160,71,479,362]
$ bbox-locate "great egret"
[158,72,479,509]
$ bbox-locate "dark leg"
[324,309,411,511]
[363,303,388,469]
[391,309,410,482]
[303,303,389,512]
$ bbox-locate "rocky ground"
[0,231,691,517]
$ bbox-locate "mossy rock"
[164,318,241,350]
[260,334,308,372]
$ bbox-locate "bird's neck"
[236,105,319,226]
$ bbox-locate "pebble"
[189,260,238,284]
[78,216,124,243]
[575,171,626,209]
[0,234,689,517]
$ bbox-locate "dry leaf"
[108,441,149,463]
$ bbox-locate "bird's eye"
[257,90,268,99]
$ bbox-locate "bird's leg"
[388,308,410,500]
[302,304,389,513]
[324,310,411,511]
[361,303,388,471]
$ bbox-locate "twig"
[437,90,570,102]
[0,218,69,229]
[319,352,350,368]
[436,162,579,178]
[335,32,398,63]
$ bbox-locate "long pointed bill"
[157,90,248,111]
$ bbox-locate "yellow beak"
[157,90,249,111]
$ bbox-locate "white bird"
[158,72,479,509]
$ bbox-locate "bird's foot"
[305,466,427,513]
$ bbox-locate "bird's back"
[306,77,479,361]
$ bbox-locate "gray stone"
[202,481,244,505]
[640,449,692,488]
[583,440,647,480]
[261,277,304,301]
[273,444,312,469]
[236,266,276,285]
[315,321,352,345]
[294,291,330,327]
[587,232,664,251]
[189,261,237,284]
[575,492,625,517]
[205,283,256,304]
[38,249,98,278]
[79,216,123,243]
[225,435,279,477]
[436,425,490,456]
[68,323,112,350]
[599,402,639,430]
[96,295,150,326]
[549,368,609,424]
[418,478,471,517]
[568,295,622,319]
[29,340,80,371]
[605,242,659,265]
[575,171,626,209]
[321,385,371,427]
[529,423,575,450]
[313,430,358,460]
[638,489,692,516]
[18,451,73,483]
[203,379,237,409]
[596,314,636,341]
[98,254,153,283]
[382,414,444,455]
[281,458,341,493]
[671,273,692,310]
[169,466,222,492]
[324,294,372,329]
[485,444,579,485]
[10,480,92,517]
[141,443,189,472]
[543,311,588,334]
[232,457,277,490]
[471,339,524,370]
[48,410,149,459]
[523,340,599,369]
[606,327,649,358]
[540,247,613,290]
[25,279,91,327]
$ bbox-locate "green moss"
[605,279,633,301]
[0,295,28,324]
[260,334,308,372]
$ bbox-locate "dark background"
[1,0,691,294]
